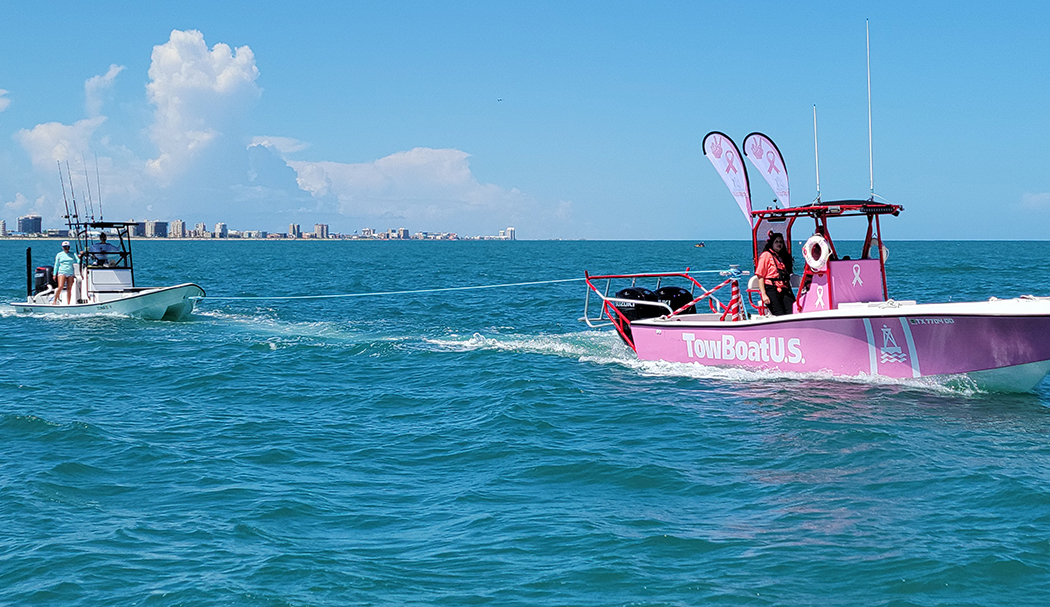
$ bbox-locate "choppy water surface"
[3,239,1050,606]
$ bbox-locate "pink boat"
[583,200,1050,392]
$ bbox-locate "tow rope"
[193,277,587,301]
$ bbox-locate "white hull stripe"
[862,318,878,376]
[899,317,921,378]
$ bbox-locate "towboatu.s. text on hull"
[11,221,204,321]
[583,200,1050,392]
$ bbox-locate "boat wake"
[424,331,621,359]
[429,329,988,397]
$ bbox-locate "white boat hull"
[10,283,205,321]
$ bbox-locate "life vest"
[760,251,790,292]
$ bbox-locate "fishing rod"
[95,153,103,222]
[81,154,95,222]
[65,162,83,254]
[58,162,73,235]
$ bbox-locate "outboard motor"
[609,287,661,347]
[655,286,696,315]
[612,287,661,322]
[33,266,55,295]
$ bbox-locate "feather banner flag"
[703,132,752,227]
[743,132,789,208]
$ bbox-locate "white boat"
[10,221,204,321]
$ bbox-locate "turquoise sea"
[3,239,1050,606]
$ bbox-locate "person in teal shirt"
[53,241,79,305]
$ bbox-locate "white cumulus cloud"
[251,136,309,155]
[1021,192,1050,210]
[0,89,10,112]
[3,193,51,223]
[287,147,525,219]
[146,29,260,183]
[84,64,125,117]
[7,30,564,236]
[16,117,107,171]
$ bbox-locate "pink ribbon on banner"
[725,151,738,174]
[766,151,781,174]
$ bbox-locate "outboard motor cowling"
[34,266,55,295]
[655,286,696,315]
[609,286,661,347]
[612,287,661,322]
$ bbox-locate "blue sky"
[1,1,1048,239]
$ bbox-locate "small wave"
[424,330,627,359]
[613,357,985,396]
[194,308,362,339]
[192,308,279,322]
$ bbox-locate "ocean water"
[3,239,1050,606]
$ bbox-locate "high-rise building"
[506,226,515,240]
[124,221,146,237]
[397,227,409,240]
[314,223,329,239]
[145,220,168,238]
[18,214,42,234]
[215,222,228,238]
[170,220,185,238]
[194,222,208,237]
[0,220,6,237]
[289,223,301,238]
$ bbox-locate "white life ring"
[802,235,831,271]
[869,242,889,263]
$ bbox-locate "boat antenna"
[81,153,95,223]
[95,153,104,222]
[813,105,821,204]
[866,18,874,201]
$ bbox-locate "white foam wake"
[428,329,985,396]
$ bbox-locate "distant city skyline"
[4,212,517,240]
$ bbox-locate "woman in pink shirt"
[756,232,795,316]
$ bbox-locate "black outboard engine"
[33,266,55,295]
[610,287,661,346]
[612,287,660,322]
[655,286,696,315]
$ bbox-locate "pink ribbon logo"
[852,264,863,286]
[815,285,826,308]
[724,151,738,174]
[766,151,781,174]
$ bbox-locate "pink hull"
[630,301,1050,390]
